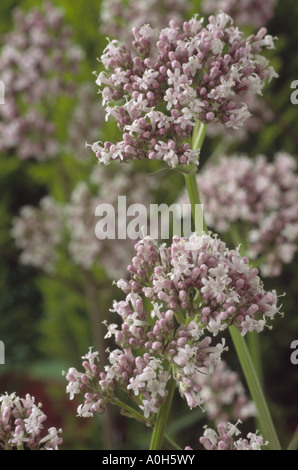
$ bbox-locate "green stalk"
[164,433,182,451]
[114,398,148,425]
[247,330,263,386]
[115,393,181,450]
[229,326,281,450]
[192,120,207,151]
[229,227,264,385]
[184,122,207,234]
[149,374,176,450]
[185,121,281,451]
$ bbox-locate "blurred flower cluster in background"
[0,0,297,450]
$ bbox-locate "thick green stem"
[192,120,207,151]
[247,331,264,433]
[229,326,281,450]
[247,331,263,386]
[229,228,264,386]
[185,121,281,451]
[184,122,207,234]
[149,374,176,450]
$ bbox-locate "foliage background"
[0,0,297,450]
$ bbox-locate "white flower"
[187,56,203,76]
[39,427,62,445]
[10,428,29,447]
[104,321,118,339]
[140,398,158,418]
[77,403,94,418]
[66,381,81,400]
[208,317,227,336]
[127,375,146,395]
[174,344,196,367]
[148,379,167,398]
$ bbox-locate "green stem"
[247,331,263,386]
[229,227,264,386]
[192,120,207,151]
[185,122,280,450]
[184,121,207,234]
[114,398,148,425]
[115,394,181,450]
[247,331,264,433]
[164,433,182,451]
[229,326,281,450]
[149,374,176,450]
[288,426,298,450]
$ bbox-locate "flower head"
[11,197,64,273]
[12,164,157,280]
[93,13,277,167]
[178,153,298,277]
[198,421,267,450]
[197,361,256,424]
[0,393,62,450]
[65,233,281,421]
[122,233,281,336]
[0,2,84,160]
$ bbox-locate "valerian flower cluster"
[186,421,267,450]
[0,2,103,162]
[11,165,157,279]
[0,2,83,160]
[179,152,298,277]
[64,233,280,420]
[197,361,256,424]
[0,393,62,450]
[93,13,277,168]
[11,197,64,274]
[206,92,274,144]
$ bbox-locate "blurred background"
[0,0,297,450]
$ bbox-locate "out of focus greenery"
[0,0,297,450]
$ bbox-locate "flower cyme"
[93,13,277,167]
[0,2,84,161]
[177,153,298,277]
[11,197,64,274]
[198,421,267,450]
[66,232,281,421]
[123,233,281,336]
[0,393,62,450]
